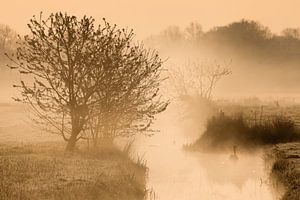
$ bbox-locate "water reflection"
[133,121,274,200]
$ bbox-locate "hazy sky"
[1,0,300,38]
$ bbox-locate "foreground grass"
[0,142,147,200]
[266,143,300,200]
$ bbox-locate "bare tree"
[7,12,168,151]
[282,28,300,39]
[0,25,17,50]
[169,60,231,101]
[0,25,17,63]
[185,22,203,41]
[87,47,169,147]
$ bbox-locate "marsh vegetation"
[188,112,300,152]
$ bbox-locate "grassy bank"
[267,143,300,200]
[187,113,300,152]
[0,142,148,200]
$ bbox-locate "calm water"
[133,112,275,200]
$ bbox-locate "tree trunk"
[66,115,81,151]
[66,108,81,151]
[66,133,77,151]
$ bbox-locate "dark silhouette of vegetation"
[148,19,300,66]
[188,112,300,152]
[267,144,300,200]
[7,12,168,151]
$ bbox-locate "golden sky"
[1,0,300,38]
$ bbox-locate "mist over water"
[133,104,275,200]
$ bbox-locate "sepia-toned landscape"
[0,1,300,200]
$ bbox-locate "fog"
[131,103,274,200]
[145,23,300,100]
[1,2,300,199]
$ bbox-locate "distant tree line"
[4,19,300,67]
[147,19,300,66]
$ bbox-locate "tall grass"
[188,112,300,151]
[122,140,148,172]
[268,147,300,200]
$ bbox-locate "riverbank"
[186,112,300,153]
[0,142,147,200]
[269,142,300,200]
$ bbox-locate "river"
[133,109,275,200]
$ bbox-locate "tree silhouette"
[7,12,168,151]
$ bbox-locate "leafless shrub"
[7,12,169,151]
